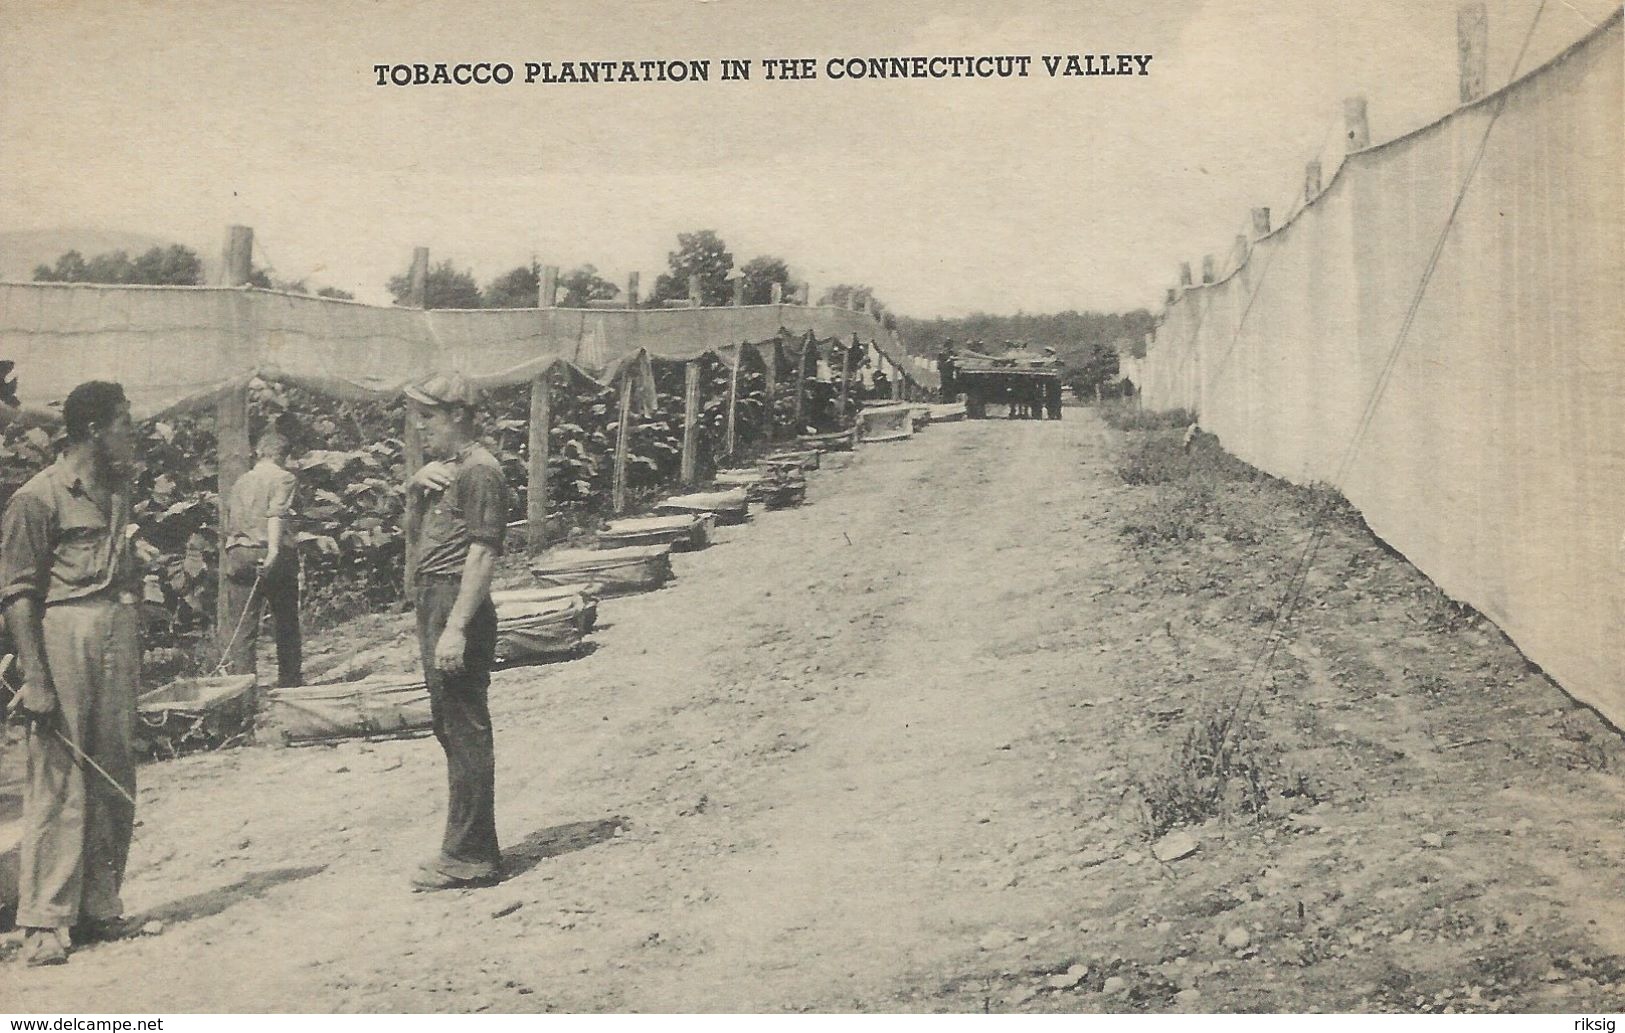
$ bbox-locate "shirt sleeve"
[267,470,297,520]
[459,464,509,555]
[0,491,55,607]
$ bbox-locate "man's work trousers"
[222,546,302,688]
[17,596,139,929]
[415,579,501,879]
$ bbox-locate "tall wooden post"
[1201,255,1216,284]
[221,225,254,287]
[792,337,810,431]
[216,378,251,671]
[731,277,744,307]
[761,343,778,442]
[838,338,853,418]
[1344,95,1370,151]
[1233,235,1250,269]
[724,350,741,457]
[889,360,903,400]
[526,372,552,553]
[1304,160,1323,203]
[627,271,641,307]
[1251,208,1271,238]
[407,247,429,308]
[1179,262,1193,288]
[541,265,559,308]
[1457,2,1487,104]
[687,274,702,308]
[770,282,783,305]
[680,361,702,484]
[403,409,423,595]
[611,374,634,513]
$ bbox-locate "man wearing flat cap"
[402,372,511,891]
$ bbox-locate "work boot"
[22,928,68,967]
[69,916,134,946]
[411,858,501,892]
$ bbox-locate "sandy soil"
[3,410,1623,1013]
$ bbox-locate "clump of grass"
[1136,711,1276,835]
[1120,482,1216,547]
[1099,404,1195,432]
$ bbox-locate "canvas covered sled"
[260,673,432,746]
[656,488,749,525]
[530,543,674,596]
[594,513,713,551]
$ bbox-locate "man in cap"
[1,381,140,965]
[221,427,302,687]
[402,372,511,891]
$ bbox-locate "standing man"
[1,381,140,966]
[222,428,301,687]
[403,373,511,891]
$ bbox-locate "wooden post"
[1201,255,1216,284]
[1233,234,1250,268]
[724,349,741,457]
[687,274,702,307]
[408,247,429,308]
[611,374,634,514]
[1344,95,1370,151]
[627,271,640,307]
[761,343,778,442]
[792,337,810,431]
[541,265,559,308]
[770,282,783,305]
[216,378,251,672]
[890,360,903,400]
[1457,2,1487,104]
[526,373,552,553]
[1165,287,1178,307]
[1304,160,1323,203]
[403,409,423,594]
[731,276,744,307]
[1179,262,1193,288]
[221,225,254,287]
[1251,207,1271,238]
[801,282,812,305]
[680,361,702,484]
[838,338,853,418]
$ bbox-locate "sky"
[0,0,1614,317]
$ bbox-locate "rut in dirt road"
[8,412,1624,1014]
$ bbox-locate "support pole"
[403,410,423,595]
[1179,262,1194,288]
[731,276,744,307]
[792,336,810,431]
[221,226,254,287]
[688,274,702,308]
[890,360,903,400]
[216,378,251,672]
[541,265,559,308]
[1304,160,1323,203]
[526,373,552,553]
[770,282,783,305]
[838,337,853,418]
[627,271,640,307]
[1344,95,1370,151]
[724,349,741,457]
[611,374,634,514]
[1457,2,1487,104]
[1250,207,1271,238]
[1201,255,1216,284]
[680,360,702,484]
[761,343,778,442]
[407,247,428,308]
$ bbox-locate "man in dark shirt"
[222,428,301,686]
[402,372,511,891]
[0,381,140,965]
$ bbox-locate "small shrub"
[1100,403,1195,432]
[1137,711,1275,835]
[1119,483,1216,548]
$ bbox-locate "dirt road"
[5,412,1624,1012]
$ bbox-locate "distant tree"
[739,255,791,305]
[558,264,619,307]
[651,230,733,306]
[1067,340,1120,396]
[34,244,203,286]
[316,286,355,300]
[817,283,877,312]
[485,263,540,308]
[386,258,483,309]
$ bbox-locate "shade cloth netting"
[0,291,922,420]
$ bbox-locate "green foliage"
[559,264,619,307]
[386,258,484,309]
[651,230,733,306]
[485,264,540,309]
[33,245,204,286]
[739,255,792,305]
[1136,712,1281,835]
